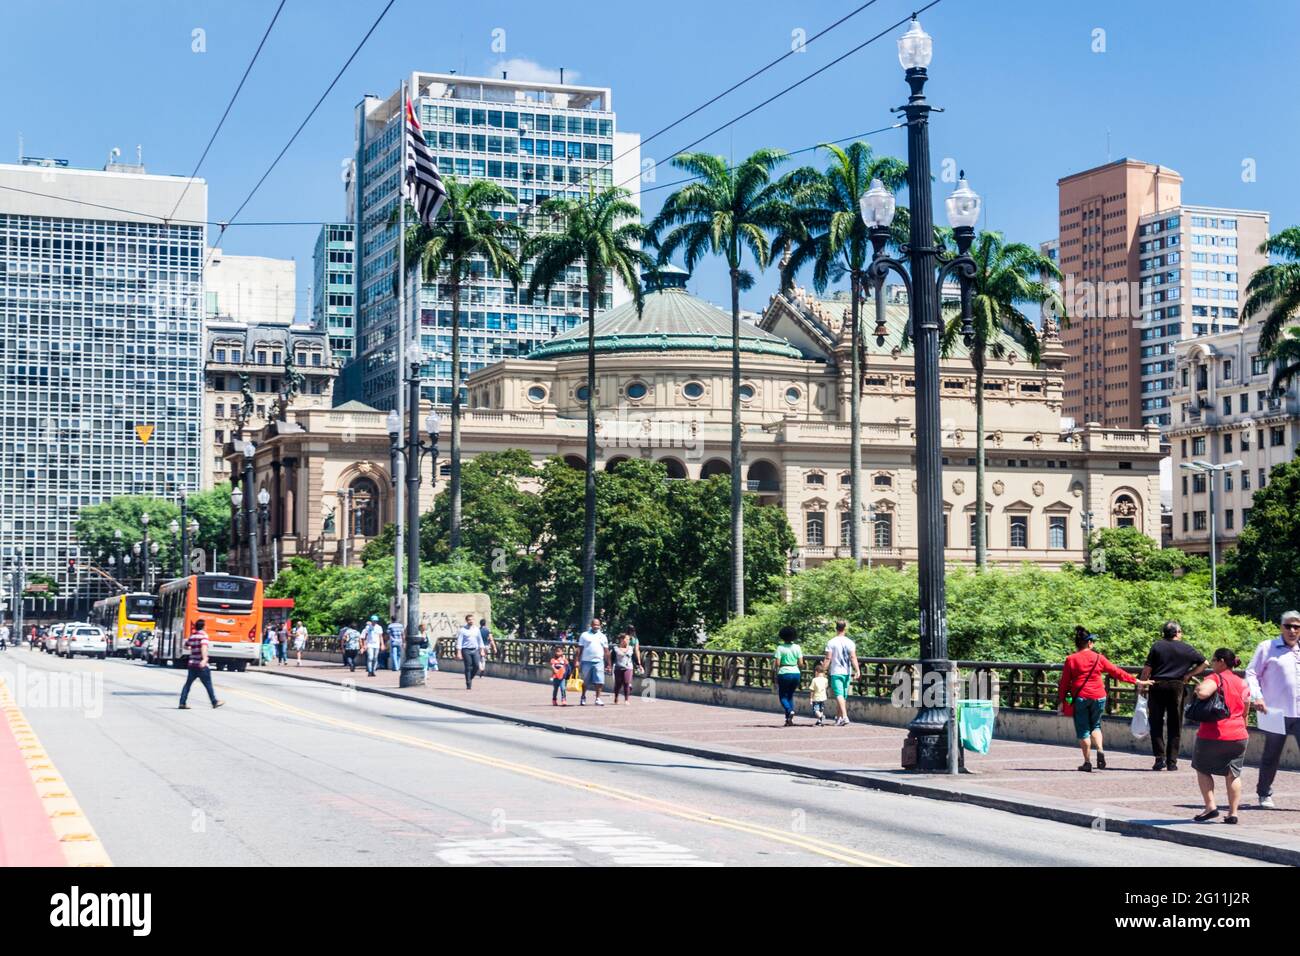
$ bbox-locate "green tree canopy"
[1088,526,1207,582]
[1222,457,1300,618]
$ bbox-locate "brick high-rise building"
[1056,159,1182,427]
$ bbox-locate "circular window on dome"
[527,385,547,403]
[683,381,705,400]
[576,385,590,402]
[739,383,755,401]
[785,386,802,404]
[626,381,648,400]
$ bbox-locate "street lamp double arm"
[858,17,980,774]
[387,347,442,688]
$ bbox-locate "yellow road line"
[229,686,904,867]
[0,682,112,867]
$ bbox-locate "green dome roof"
[527,274,802,361]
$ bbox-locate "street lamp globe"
[386,409,401,439]
[150,542,159,555]
[408,344,424,369]
[859,177,897,229]
[141,512,150,527]
[132,543,141,556]
[170,519,180,536]
[897,17,933,70]
[107,556,115,568]
[425,410,441,440]
[188,520,199,536]
[241,441,255,459]
[114,529,123,542]
[231,488,244,509]
[945,175,982,229]
[257,487,270,507]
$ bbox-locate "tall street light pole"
[864,17,979,774]
[387,348,441,689]
[241,441,259,580]
[1180,458,1242,607]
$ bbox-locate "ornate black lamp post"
[387,346,441,689]
[240,441,259,580]
[862,17,981,774]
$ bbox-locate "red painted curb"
[0,710,66,867]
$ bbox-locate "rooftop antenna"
[17,132,23,162]
[108,146,121,166]
[502,70,507,79]
[560,67,565,84]
[136,144,143,166]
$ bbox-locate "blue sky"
[2,0,1297,314]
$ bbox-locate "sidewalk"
[257,657,1300,864]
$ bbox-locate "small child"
[550,645,569,706]
[810,662,829,726]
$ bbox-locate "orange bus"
[153,574,263,671]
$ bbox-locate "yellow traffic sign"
[135,425,154,445]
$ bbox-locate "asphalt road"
[0,649,1274,867]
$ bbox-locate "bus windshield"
[196,577,256,605]
[125,595,156,621]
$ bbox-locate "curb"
[253,666,1300,867]
[0,680,112,867]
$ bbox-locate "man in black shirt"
[1139,620,1206,771]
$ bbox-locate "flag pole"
[393,78,406,622]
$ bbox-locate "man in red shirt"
[1059,630,1151,771]
[178,619,225,710]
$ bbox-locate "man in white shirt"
[0,621,9,651]
[822,620,861,726]
[1246,609,1300,808]
[577,618,610,706]
[457,613,483,690]
[361,616,384,677]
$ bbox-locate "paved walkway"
[258,657,1300,862]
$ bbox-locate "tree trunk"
[974,348,987,570]
[581,282,598,628]
[450,279,463,551]
[849,271,862,568]
[729,267,745,617]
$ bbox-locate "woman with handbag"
[1058,630,1152,772]
[1191,648,1252,823]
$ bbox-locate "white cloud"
[488,58,579,85]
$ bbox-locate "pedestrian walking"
[611,631,635,704]
[419,622,437,672]
[1192,649,1252,823]
[625,624,644,673]
[1138,620,1206,770]
[362,615,383,677]
[576,618,610,706]
[1245,610,1300,809]
[823,620,861,726]
[261,624,275,665]
[0,620,9,652]
[292,619,307,666]
[773,627,804,726]
[387,615,404,672]
[810,663,829,726]
[177,619,224,710]
[550,644,569,706]
[1058,629,1151,771]
[276,620,290,665]
[342,625,361,672]
[457,613,483,690]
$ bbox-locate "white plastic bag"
[1131,694,1150,740]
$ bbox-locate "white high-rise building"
[346,71,641,409]
[1135,205,1268,428]
[205,247,296,326]
[0,157,206,604]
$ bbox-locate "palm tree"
[939,231,1065,569]
[776,142,906,567]
[391,177,523,550]
[1243,226,1300,351]
[650,149,793,617]
[524,187,651,627]
[1269,324,1300,392]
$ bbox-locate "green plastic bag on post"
[957,699,994,754]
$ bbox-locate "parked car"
[58,624,108,660]
[43,623,65,654]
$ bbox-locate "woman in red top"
[1191,648,1251,824]
[1059,630,1152,772]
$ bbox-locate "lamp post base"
[902,705,951,772]
[398,657,427,688]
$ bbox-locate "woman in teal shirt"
[773,626,804,726]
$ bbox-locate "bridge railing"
[368,637,1145,716]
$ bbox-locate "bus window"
[125,594,156,621]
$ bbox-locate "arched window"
[349,477,380,537]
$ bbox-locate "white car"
[43,623,65,654]
[58,624,108,660]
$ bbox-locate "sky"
[2,0,1298,316]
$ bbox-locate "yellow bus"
[90,592,158,657]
